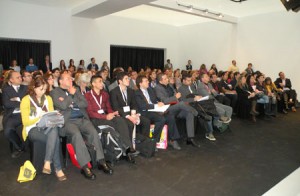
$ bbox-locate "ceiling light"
[177,1,224,19]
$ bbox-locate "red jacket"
[85,89,114,119]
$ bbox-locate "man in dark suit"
[135,75,181,150]
[40,55,52,74]
[274,72,298,111]
[2,71,27,158]
[154,73,200,147]
[50,72,112,180]
[110,72,150,140]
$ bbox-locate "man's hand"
[175,92,181,99]
[113,111,119,116]
[194,95,202,101]
[106,113,115,120]
[279,83,284,88]
[127,115,137,124]
[157,102,164,107]
[10,97,20,102]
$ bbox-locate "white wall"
[0,0,178,68]
[177,21,237,71]
[236,11,300,95]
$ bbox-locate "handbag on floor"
[17,160,36,183]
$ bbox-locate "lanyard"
[91,91,102,109]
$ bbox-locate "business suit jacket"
[110,86,138,117]
[2,84,28,122]
[135,88,159,115]
[274,78,292,89]
[40,62,52,73]
[178,84,197,103]
[154,83,178,104]
[50,87,89,123]
[196,81,215,99]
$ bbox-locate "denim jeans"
[28,127,62,171]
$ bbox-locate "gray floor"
[0,112,300,196]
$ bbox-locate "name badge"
[123,106,130,113]
[98,109,104,114]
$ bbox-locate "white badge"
[98,109,104,114]
[123,106,130,113]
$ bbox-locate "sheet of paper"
[148,104,170,112]
[196,96,209,102]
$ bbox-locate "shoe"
[155,147,158,152]
[169,140,181,150]
[11,150,24,158]
[282,109,288,114]
[42,168,51,175]
[186,138,200,148]
[56,174,67,181]
[130,150,140,157]
[219,116,231,124]
[292,106,296,112]
[81,167,96,180]
[250,111,259,116]
[125,154,136,164]
[206,133,216,141]
[98,163,113,175]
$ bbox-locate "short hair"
[221,71,228,77]
[21,70,30,77]
[52,68,60,73]
[182,73,192,81]
[90,75,102,85]
[234,72,240,77]
[278,71,283,76]
[91,57,95,61]
[136,75,147,89]
[157,73,165,82]
[116,72,128,84]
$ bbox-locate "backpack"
[135,133,156,158]
[98,125,124,166]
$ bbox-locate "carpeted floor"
[0,112,300,196]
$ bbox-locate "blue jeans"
[28,127,62,171]
[257,95,269,104]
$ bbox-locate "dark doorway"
[0,38,50,70]
[110,45,164,75]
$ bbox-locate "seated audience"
[9,59,21,72]
[274,72,297,112]
[209,73,231,106]
[135,75,181,149]
[236,75,259,122]
[178,74,216,141]
[129,70,138,90]
[51,68,60,87]
[110,72,150,145]
[197,73,233,131]
[85,75,136,163]
[219,71,238,111]
[210,64,218,75]
[256,74,275,116]
[186,60,193,70]
[26,58,38,73]
[77,59,85,70]
[155,73,200,147]
[228,60,239,73]
[50,72,113,180]
[265,77,287,114]
[20,77,66,181]
[245,63,254,76]
[87,57,99,71]
[43,73,55,94]
[40,55,52,74]
[149,70,158,88]
[75,73,91,95]
[59,60,67,71]
[174,69,181,89]
[2,71,27,158]
[21,70,32,86]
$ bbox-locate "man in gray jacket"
[155,73,200,147]
[50,72,113,180]
[197,73,232,130]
